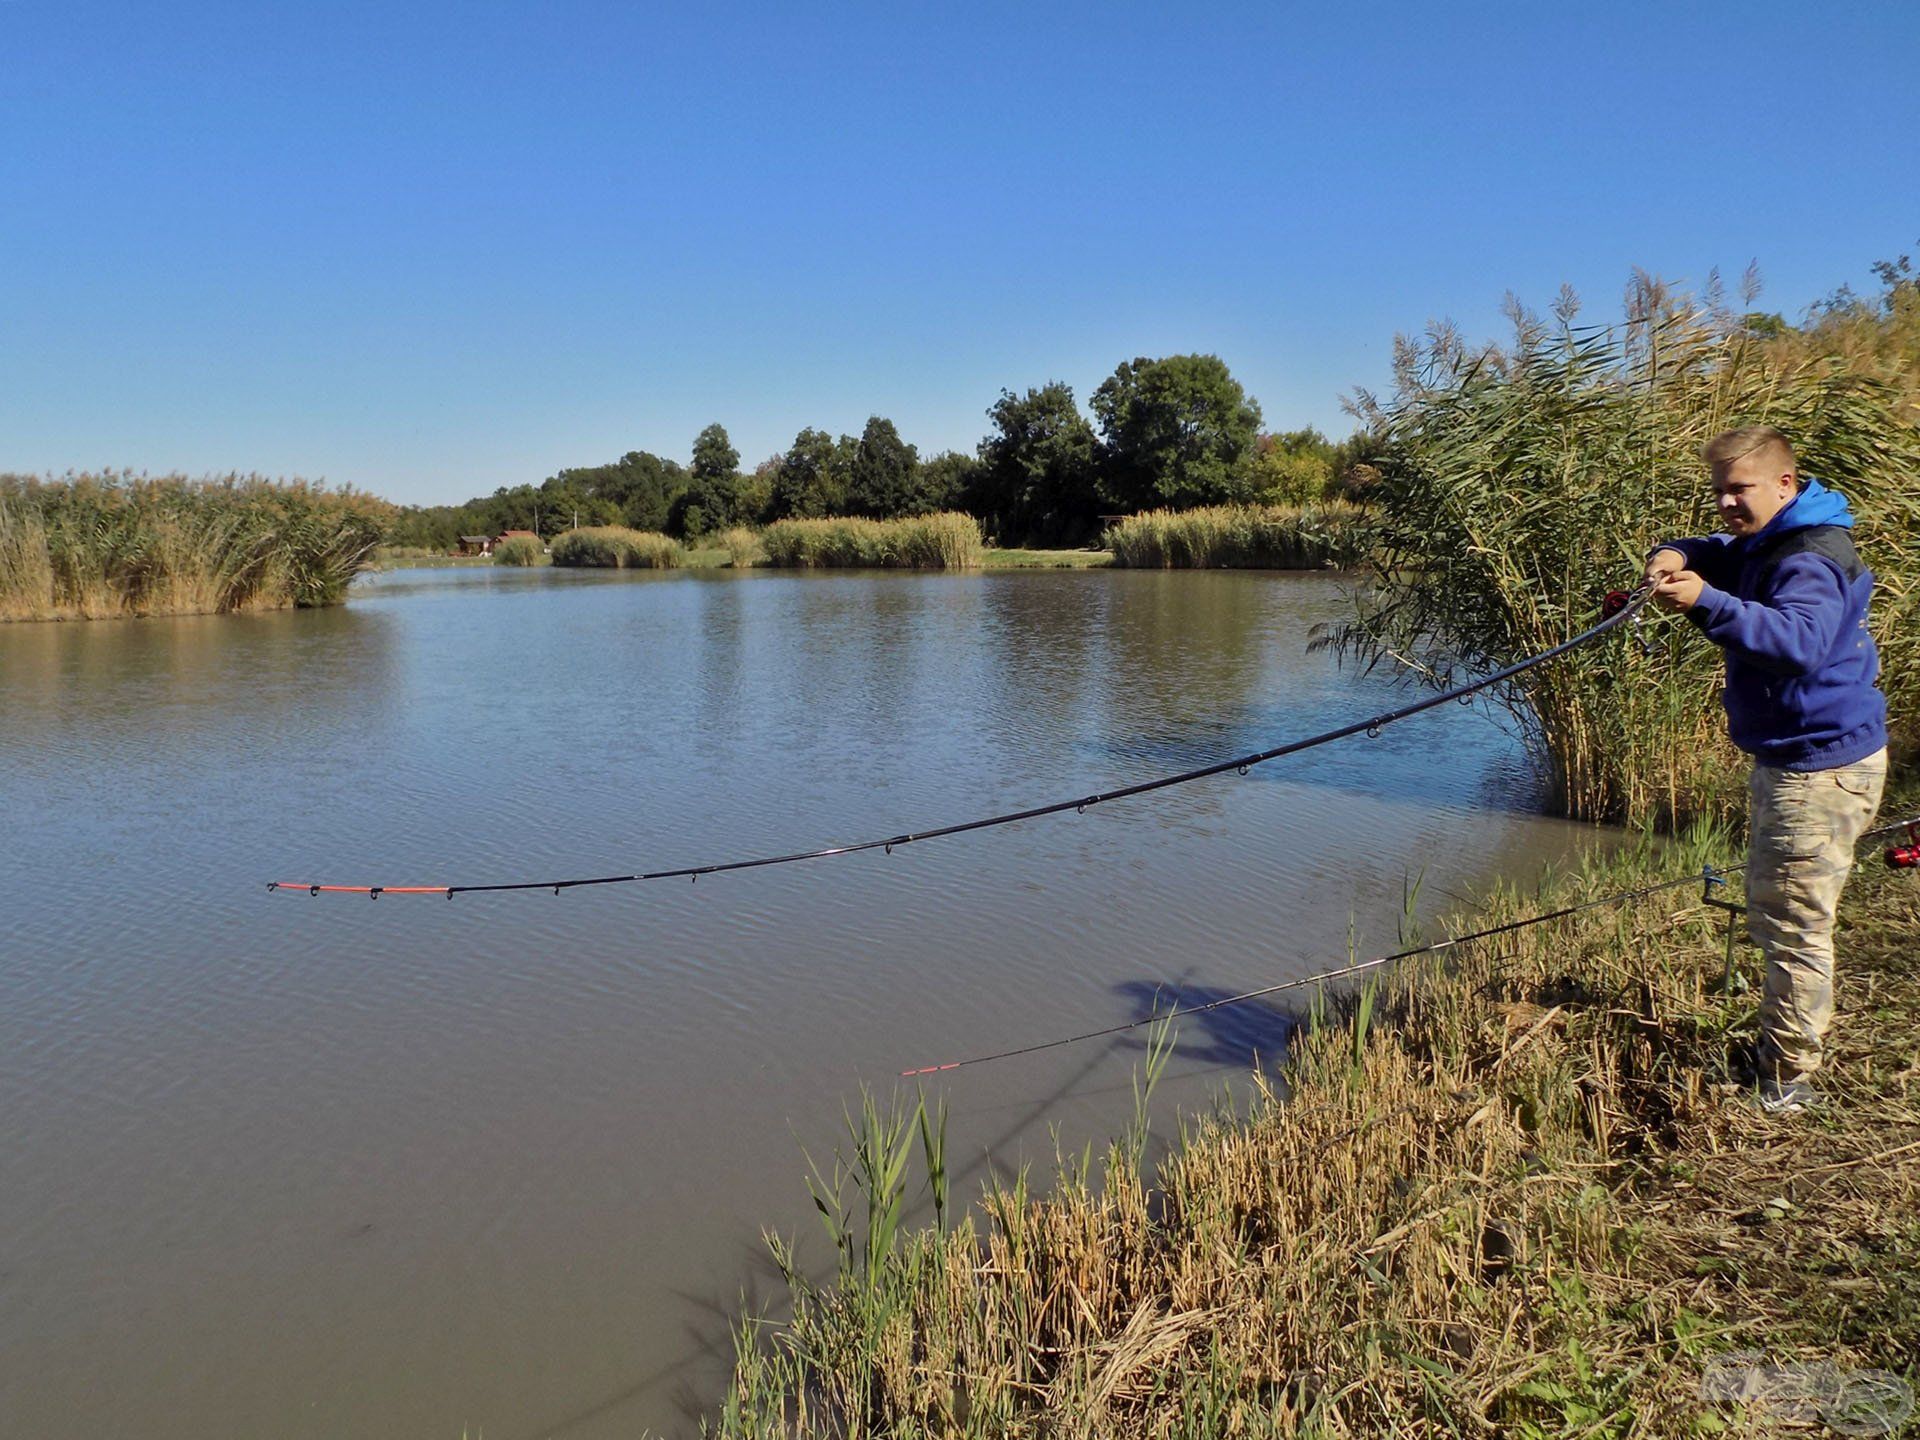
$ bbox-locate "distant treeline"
[385,353,1387,551]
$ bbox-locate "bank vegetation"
[1105,502,1372,570]
[548,525,681,569]
[760,513,985,570]
[1335,268,1920,826]
[0,473,389,622]
[489,534,546,566]
[714,820,1920,1438]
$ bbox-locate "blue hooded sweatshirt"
[1664,477,1887,771]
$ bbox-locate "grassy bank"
[713,819,1919,1436]
[369,545,494,570]
[0,473,389,622]
[761,513,985,569]
[549,525,682,568]
[1103,502,1372,570]
[983,547,1114,569]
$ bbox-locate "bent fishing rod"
[268,584,1656,900]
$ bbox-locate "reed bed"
[1340,279,1920,826]
[548,525,682,569]
[719,526,764,568]
[0,473,389,622]
[760,513,985,570]
[489,535,546,566]
[1103,502,1373,570]
[713,824,1920,1437]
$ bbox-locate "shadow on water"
[1109,977,1303,1073]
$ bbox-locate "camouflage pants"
[1747,748,1887,1081]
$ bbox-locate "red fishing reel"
[1889,823,1920,870]
[1602,589,1632,620]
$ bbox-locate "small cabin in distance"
[457,535,493,556]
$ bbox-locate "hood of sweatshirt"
[1753,476,1855,540]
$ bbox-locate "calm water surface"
[2,566,1604,1437]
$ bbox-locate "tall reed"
[0,473,390,622]
[548,525,682,568]
[718,526,763,568]
[1339,277,1920,825]
[760,512,984,569]
[1103,501,1372,569]
[490,535,545,566]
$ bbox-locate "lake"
[0,565,1605,1437]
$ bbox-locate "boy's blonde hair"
[1705,424,1796,477]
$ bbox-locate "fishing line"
[268,584,1656,898]
[901,813,1920,1076]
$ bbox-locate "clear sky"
[4,1,1916,506]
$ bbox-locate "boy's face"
[1711,452,1798,537]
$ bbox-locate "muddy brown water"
[0,566,1608,1437]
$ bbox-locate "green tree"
[1242,427,1337,504]
[674,423,744,537]
[691,423,739,483]
[915,451,980,515]
[846,416,920,517]
[973,383,1101,544]
[769,428,850,520]
[736,456,778,527]
[1091,354,1263,512]
[535,450,689,533]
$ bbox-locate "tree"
[674,423,744,537]
[1242,427,1337,504]
[691,423,739,483]
[916,451,980,515]
[846,415,920,517]
[973,383,1101,544]
[1090,354,1263,512]
[768,427,849,520]
[533,450,689,533]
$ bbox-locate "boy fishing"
[1644,424,1888,1114]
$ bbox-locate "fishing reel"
[1888,822,1920,870]
[1601,587,1655,655]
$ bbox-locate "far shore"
[371,544,1117,572]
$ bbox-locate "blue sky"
[4,1,1916,506]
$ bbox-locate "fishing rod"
[267,584,1656,899]
[902,810,1920,1076]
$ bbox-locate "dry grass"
[490,535,546,566]
[713,817,1920,1436]
[0,472,390,622]
[1104,502,1373,570]
[760,513,985,570]
[548,525,682,568]
[719,526,765,568]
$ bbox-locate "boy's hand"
[1643,547,1687,587]
[1653,569,1706,611]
